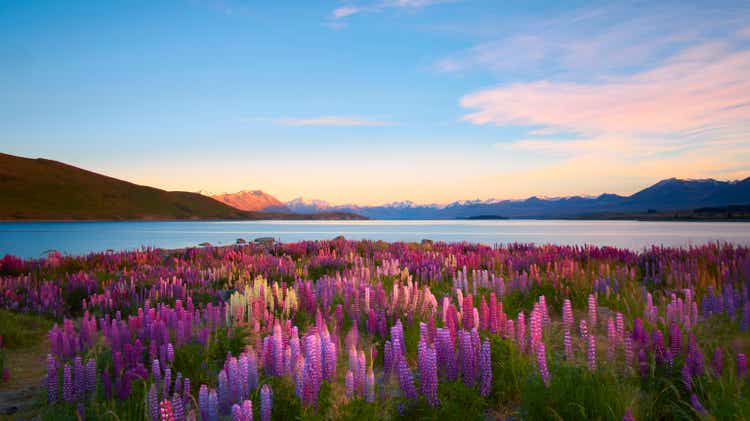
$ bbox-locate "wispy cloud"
[462,42,750,136]
[276,116,389,127]
[331,0,450,20]
[435,3,746,79]
[333,6,360,19]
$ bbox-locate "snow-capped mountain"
[283,177,750,219]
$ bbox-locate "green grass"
[520,363,638,421]
[0,309,54,350]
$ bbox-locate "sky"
[1,0,749,205]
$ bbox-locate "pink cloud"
[461,42,750,136]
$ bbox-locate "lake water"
[1,220,749,258]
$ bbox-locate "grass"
[0,309,54,350]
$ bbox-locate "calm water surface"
[1,220,749,258]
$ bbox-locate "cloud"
[333,6,360,19]
[461,41,750,138]
[331,0,450,20]
[434,3,747,79]
[276,116,388,127]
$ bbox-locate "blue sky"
[1,0,749,204]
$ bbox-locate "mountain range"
[0,153,363,221]
[3,151,748,221]
[222,177,750,220]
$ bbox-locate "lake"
[1,220,749,258]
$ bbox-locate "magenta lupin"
[587,334,596,371]
[738,353,747,377]
[562,299,574,331]
[536,341,550,387]
[563,329,573,361]
[588,294,597,328]
[607,317,616,360]
[517,312,526,353]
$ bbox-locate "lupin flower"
[562,299,574,331]
[587,334,596,371]
[682,363,692,390]
[218,369,229,413]
[738,353,747,377]
[622,408,635,421]
[232,404,243,421]
[160,399,175,421]
[588,294,597,328]
[47,354,57,404]
[397,358,418,400]
[345,370,354,398]
[536,342,550,387]
[85,358,97,394]
[624,336,633,368]
[63,363,73,402]
[163,367,172,401]
[607,318,616,360]
[479,339,492,397]
[690,394,707,415]
[172,393,185,421]
[579,319,588,339]
[517,312,526,353]
[208,389,219,421]
[74,356,84,401]
[148,384,159,421]
[419,341,439,406]
[563,328,574,361]
[260,384,272,421]
[242,400,253,421]
[459,330,476,386]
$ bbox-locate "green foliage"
[401,380,488,421]
[0,309,54,349]
[208,326,247,362]
[173,342,214,387]
[489,335,534,405]
[520,363,637,421]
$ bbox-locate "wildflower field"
[0,239,748,420]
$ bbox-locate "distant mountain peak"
[211,189,289,212]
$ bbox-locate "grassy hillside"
[0,153,365,220]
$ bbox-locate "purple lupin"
[260,384,272,421]
[397,359,418,400]
[47,354,57,404]
[62,363,73,402]
[148,384,159,421]
[479,339,492,397]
